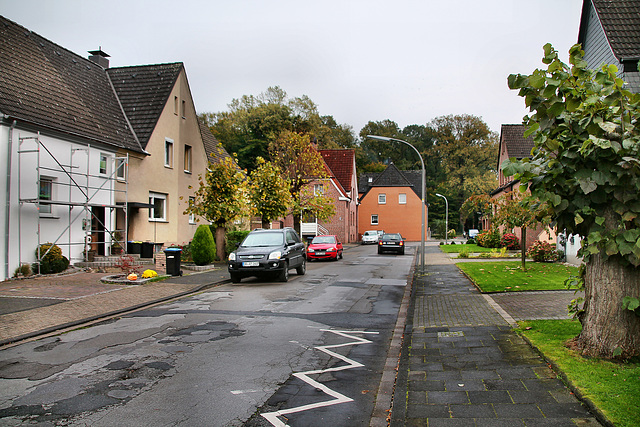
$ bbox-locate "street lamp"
[435,193,448,245]
[366,135,426,273]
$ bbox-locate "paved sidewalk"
[390,246,601,426]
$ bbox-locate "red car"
[306,235,343,261]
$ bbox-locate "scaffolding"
[17,134,129,272]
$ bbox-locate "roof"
[0,15,143,152]
[579,0,640,61]
[499,124,534,159]
[319,149,356,194]
[107,63,183,149]
[358,163,421,200]
[198,119,232,164]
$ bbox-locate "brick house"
[358,164,425,242]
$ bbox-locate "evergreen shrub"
[191,225,216,265]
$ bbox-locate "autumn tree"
[269,130,335,235]
[505,43,640,359]
[184,156,247,260]
[248,157,292,228]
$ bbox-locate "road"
[0,243,413,426]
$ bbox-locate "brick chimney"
[88,47,110,68]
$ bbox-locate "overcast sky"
[1,0,584,136]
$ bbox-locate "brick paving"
[390,246,601,426]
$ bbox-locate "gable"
[320,149,356,194]
[359,164,421,200]
[0,15,142,152]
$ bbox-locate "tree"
[248,157,292,228]
[269,130,335,235]
[184,156,247,260]
[505,43,640,359]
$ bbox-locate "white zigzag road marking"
[260,329,379,427]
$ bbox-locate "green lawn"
[456,261,578,292]
[439,243,492,253]
[519,320,640,427]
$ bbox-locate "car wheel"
[400,249,405,255]
[230,273,241,283]
[296,258,306,275]
[377,249,382,254]
[338,251,343,260]
[278,261,289,282]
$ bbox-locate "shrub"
[476,229,501,248]
[33,243,68,274]
[501,233,520,250]
[191,224,216,265]
[527,240,559,262]
[466,237,477,245]
[448,229,457,239]
[226,229,251,255]
[458,248,471,258]
[13,263,32,277]
[439,241,445,246]
[116,255,143,275]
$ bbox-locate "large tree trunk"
[261,218,271,229]
[568,248,640,359]
[215,226,226,261]
[293,213,301,237]
[520,227,527,271]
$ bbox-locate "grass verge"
[518,320,640,427]
[456,261,578,292]
[439,244,492,253]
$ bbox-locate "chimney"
[88,47,110,68]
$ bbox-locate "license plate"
[316,251,325,255]
[242,261,259,267]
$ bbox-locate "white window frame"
[188,196,196,224]
[165,138,174,168]
[184,145,192,173]
[39,176,54,216]
[314,184,324,195]
[149,192,167,222]
[399,193,407,204]
[371,214,379,225]
[116,157,126,181]
[99,153,109,175]
[378,193,386,204]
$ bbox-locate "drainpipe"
[5,119,16,279]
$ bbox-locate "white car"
[362,230,379,244]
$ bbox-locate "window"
[399,193,407,204]
[314,184,324,195]
[188,196,196,224]
[39,177,53,215]
[99,153,108,175]
[149,192,167,221]
[378,193,386,204]
[116,158,126,180]
[371,214,379,225]
[174,96,178,115]
[165,138,174,167]
[184,145,192,173]
[181,100,186,118]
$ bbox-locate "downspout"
[5,119,17,279]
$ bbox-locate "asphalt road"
[0,243,412,426]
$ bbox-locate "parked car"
[378,233,405,255]
[376,230,385,238]
[307,235,343,261]
[468,229,479,238]
[228,228,306,283]
[362,230,380,244]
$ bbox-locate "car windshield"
[241,232,284,247]
[364,231,377,236]
[383,234,402,241]
[312,236,336,244]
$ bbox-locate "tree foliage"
[505,43,640,359]
[248,157,292,228]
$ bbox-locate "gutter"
[4,118,16,280]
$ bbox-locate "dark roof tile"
[500,124,534,159]
[320,149,355,193]
[198,119,232,165]
[592,0,640,60]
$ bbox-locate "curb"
[0,279,228,348]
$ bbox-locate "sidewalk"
[388,245,601,426]
[0,266,229,346]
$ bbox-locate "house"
[358,164,425,241]
[0,15,227,280]
[490,124,556,250]
[578,0,640,94]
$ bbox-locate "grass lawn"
[439,243,492,253]
[456,261,578,292]
[519,320,640,427]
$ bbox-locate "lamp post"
[366,135,426,273]
[435,193,448,245]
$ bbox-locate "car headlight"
[307,248,315,252]
[268,251,282,260]
[327,247,336,252]
[228,253,236,261]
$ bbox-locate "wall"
[358,187,425,241]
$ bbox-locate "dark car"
[306,235,343,261]
[228,228,306,283]
[378,233,405,255]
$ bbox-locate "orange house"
[358,164,426,242]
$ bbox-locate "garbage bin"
[164,248,182,276]
[141,242,154,259]
[128,241,141,254]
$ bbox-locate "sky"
[0,0,584,136]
